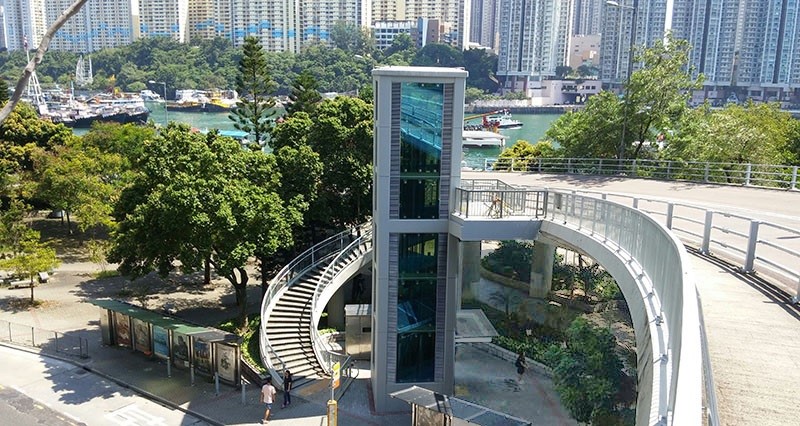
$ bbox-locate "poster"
[193,339,212,376]
[215,343,237,383]
[152,326,169,359]
[114,312,131,348]
[133,318,151,355]
[172,333,190,368]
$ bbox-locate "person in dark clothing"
[514,351,527,391]
[281,369,292,408]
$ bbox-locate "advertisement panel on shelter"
[193,338,212,376]
[113,312,131,348]
[132,318,152,356]
[152,326,169,359]
[215,343,237,383]
[172,333,191,368]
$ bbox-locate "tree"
[545,317,624,422]
[555,65,572,79]
[664,101,793,166]
[463,48,500,93]
[545,90,623,158]
[285,70,322,116]
[621,34,703,160]
[412,43,464,67]
[0,230,59,304]
[229,36,276,149]
[496,140,557,171]
[33,141,117,235]
[109,125,304,327]
[329,22,374,56]
[306,96,373,231]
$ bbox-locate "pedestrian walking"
[514,351,527,391]
[260,376,277,423]
[282,369,293,408]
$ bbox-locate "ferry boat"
[167,89,239,112]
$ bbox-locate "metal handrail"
[311,224,372,375]
[259,227,361,383]
[470,157,800,190]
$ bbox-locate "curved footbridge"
[260,172,800,426]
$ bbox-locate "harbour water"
[73,102,563,167]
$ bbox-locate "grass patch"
[219,314,265,372]
[94,270,120,279]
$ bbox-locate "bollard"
[241,380,247,405]
[215,372,220,395]
[190,365,195,386]
[167,358,171,378]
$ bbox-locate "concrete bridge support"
[530,242,555,298]
[461,241,482,301]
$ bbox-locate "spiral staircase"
[259,225,372,387]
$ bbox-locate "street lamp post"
[607,0,638,171]
[148,80,167,125]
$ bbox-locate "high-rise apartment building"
[468,0,501,51]
[46,0,135,53]
[572,0,603,35]
[2,0,47,51]
[138,0,188,42]
[496,0,573,95]
[187,0,232,43]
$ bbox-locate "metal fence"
[473,157,800,190]
[556,189,800,302]
[0,319,89,358]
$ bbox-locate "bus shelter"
[92,299,242,386]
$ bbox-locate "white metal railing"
[541,188,800,302]
[259,228,361,384]
[310,224,372,375]
[541,190,701,425]
[467,157,800,190]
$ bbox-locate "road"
[0,345,208,426]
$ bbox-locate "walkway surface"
[2,173,799,425]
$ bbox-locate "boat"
[462,130,507,147]
[167,89,239,112]
[75,55,93,87]
[140,89,163,102]
[42,90,150,128]
[484,110,523,130]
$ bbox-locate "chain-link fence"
[0,319,89,358]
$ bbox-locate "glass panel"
[399,82,443,219]
[396,233,438,383]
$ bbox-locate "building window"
[396,233,438,383]
[399,82,443,219]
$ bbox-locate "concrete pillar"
[461,241,482,301]
[328,286,345,331]
[530,242,555,298]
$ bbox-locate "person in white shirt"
[260,376,277,423]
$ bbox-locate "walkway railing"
[0,319,89,359]
[471,157,800,190]
[259,228,360,384]
[453,184,547,218]
[310,224,372,375]
[547,188,800,302]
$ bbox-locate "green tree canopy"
[110,124,303,326]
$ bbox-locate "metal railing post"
[666,161,672,180]
[743,221,760,273]
[632,198,639,209]
[792,166,798,190]
[666,203,674,229]
[745,163,752,186]
[704,163,710,183]
[701,211,713,254]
